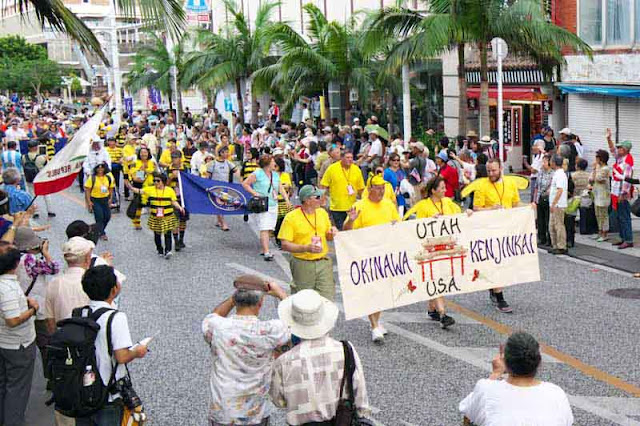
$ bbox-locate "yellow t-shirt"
[122,144,137,173]
[351,198,399,229]
[473,178,520,209]
[278,207,332,260]
[105,146,123,164]
[362,182,396,205]
[159,149,184,167]
[84,173,115,198]
[320,162,365,211]
[141,186,177,215]
[404,197,461,219]
[129,160,157,187]
[215,143,235,159]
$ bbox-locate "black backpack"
[22,153,41,183]
[46,306,118,418]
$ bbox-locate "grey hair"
[558,144,572,158]
[2,168,21,185]
[458,149,472,160]
[233,289,264,307]
[552,154,564,167]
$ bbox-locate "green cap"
[616,140,633,151]
[299,185,325,202]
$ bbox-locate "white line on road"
[226,263,640,426]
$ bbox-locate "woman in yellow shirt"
[274,156,293,248]
[121,136,138,200]
[84,162,115,241]
[128,147,158,230]
[127,172,185,258]
[403,176,467,329]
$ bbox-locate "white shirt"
[459,379,573,426]
[0,274,35,349]
[4,127,27,143]
[83,148,112,176]
[369,138,383,158]
[88,300,132,401]
[530,153,544,178]
[43,267,89,323]
[190,150,207,175]
[550,168,568,208]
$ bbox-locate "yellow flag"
[320,96,327,120]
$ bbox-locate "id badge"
[347,184,355,195]
[136,171,145,180]
[100,185,108,194]
[156,208,165,218]
[311,235,322,249]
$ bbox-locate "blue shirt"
[383,167,406,207]
[3,185,32,214]
[1,151,22,173]
[252,169,280,208]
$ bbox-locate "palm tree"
[364,0,591,136]
[12,0,185,65]
[181,0,281,125]
[124,32,188,114]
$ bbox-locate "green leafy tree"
[182,0,281,125]
[7,59,62,100]
[0,35,47,62]
[70,76,82,98]
[7,0,185,65]
[364,0,591,136]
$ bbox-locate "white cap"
[63,237,95,259]
[559,128,571,135]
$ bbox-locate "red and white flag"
[34,107,105,196]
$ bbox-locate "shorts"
[257,205,278,231]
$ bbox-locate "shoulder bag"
[246,172,272,214]
[334,341,375,426]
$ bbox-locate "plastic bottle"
[83,366,96,387]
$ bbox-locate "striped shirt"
[106,146,123,164]
[1,150,22,173]
[241,160,259,180]
[182,146,197,171]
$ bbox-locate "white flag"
[34,107,105,196]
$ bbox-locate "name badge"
[347,184,355,195]
[156,208,165,218]
[100,185,108,194]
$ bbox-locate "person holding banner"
[403,176,465,329]
[128,147,158,230]
[472,158,522,313]
[278,185,338,301]
[168,152,189,251]
[127,172,185,258]
[343,175,400,343]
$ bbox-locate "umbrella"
[364,124,390,141]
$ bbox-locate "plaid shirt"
[270,336,371,425]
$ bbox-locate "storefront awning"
[556,83,640,98]
[466,87,547,101]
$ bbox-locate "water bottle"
[83,366,96,387]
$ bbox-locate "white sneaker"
[164,251,173,259]
[371,327,385,344]
[379,324,388,335]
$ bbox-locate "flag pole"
[25,195,38,211]
[177,171,186,209]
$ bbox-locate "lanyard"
[430,198,444,215]
[492,181,504,206]
[341,165,351,182]
[301,210,317,235]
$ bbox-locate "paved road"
[26,187,640,426]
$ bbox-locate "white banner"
[34,107,105,196]
[334,207,540,320]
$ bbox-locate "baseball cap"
[369,174,386,187]
[410,141,426,152]
[559,128,571,135]
[63,237,95,259]
[437,151,449,161]
[299,185,325,202]
[616,140,633,151]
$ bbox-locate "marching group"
[0,97,622,426]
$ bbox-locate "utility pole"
[108,1,122,120]
[402,64,411,141]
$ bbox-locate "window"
[606,0,632,44]
[580,0,603,45]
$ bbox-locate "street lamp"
[491,37,507,162]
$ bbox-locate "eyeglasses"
[313,195,322,200]
[391,159,400,162]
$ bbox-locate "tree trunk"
[457,43,467,137]
[177,91,184,124]
[478,41,490,137]
[235,79,245,124]
[168,89,174,113]
[386,90,394,133]
[344,81,352,126]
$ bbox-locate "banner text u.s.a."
[334,207,540,320]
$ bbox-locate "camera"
[112,375,142,409]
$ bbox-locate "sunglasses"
[313,195,322,200]
[153,179,162,183]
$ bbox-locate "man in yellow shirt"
[473,158,525,313]
[158,139,184,169]
[320,151,365,229]
[278,185,338,301]
[343,175,400,343]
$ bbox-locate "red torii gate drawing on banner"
[417,254,466,281]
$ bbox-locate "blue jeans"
[617,199,633,243]
[76,401,123,426]
[91,197,111,236]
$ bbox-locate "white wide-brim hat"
[278,289,339,340]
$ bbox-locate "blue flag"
[179,172,252,216]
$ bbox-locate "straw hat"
[278,290,339,339]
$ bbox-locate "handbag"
[334,341,375,426]
[126,194,142,219]
[631,197,640,217]
[246,173,273,214]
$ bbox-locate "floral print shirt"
[202,313,289,425]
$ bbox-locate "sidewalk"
[571,226,640,273]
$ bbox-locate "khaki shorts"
[289,256,336,301]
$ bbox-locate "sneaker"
[134,226,142,231]
[264,253,274,261]
[371,327,385,344]
[47,212,56,217]
[243,214,249,222]
[427,310,441,321]
[590,235,600,240]
[440,314,455,329]
[612,240,624,246]
[551,248,568,255]
[489,290,498,305]
[175,244,181,252]
[157,251,164,257]
[618,242,634,250]
[497,300,513,313]
[164,251,173,259]
[32,213,39,219]
[178,241,186,249]
[379,324,388,335]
